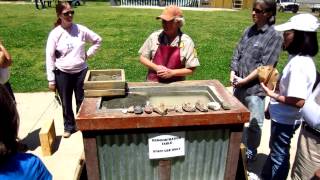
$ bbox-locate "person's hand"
[232,76,245,88]
[157,68,174,79]
[230,74,235,86]
[48,83,56,92]
[260,82,276,97]
[156,65,168,72]
[312,168,320,180]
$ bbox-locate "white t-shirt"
[269,55,316,125]
[302,81,320,129]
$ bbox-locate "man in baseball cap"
[138,5,200,83]
[156,5,183,21]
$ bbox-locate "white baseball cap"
[275,13,320,32]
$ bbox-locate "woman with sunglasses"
[139,5,200,83]
[46,2,102,138]
[260,14,319,180]
[230,0,282,174]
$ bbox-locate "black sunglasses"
[252,8,265,14]
[63,10,75,16]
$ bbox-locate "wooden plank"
[236,143,249,180]
[84,81,125,89]
[73,152,85,180]
[83,136,100,180]
[84,89,125,97]
[90,69,124,78]
[224,125,243,180]
[39,119,56,156]
[84,69,126,90]
[159,160,171,180]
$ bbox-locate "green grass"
[0,2,318,92]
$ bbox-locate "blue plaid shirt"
[231,24,283,96]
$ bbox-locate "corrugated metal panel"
[97,129,229,180]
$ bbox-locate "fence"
[119,0,200,7]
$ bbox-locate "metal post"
[159,159,171,180]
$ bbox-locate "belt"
[303,122,320,136]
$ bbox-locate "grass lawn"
[0,2,318,92]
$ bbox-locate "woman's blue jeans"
[261,121,300,180]
[234,89,265,160]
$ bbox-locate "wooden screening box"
[84,69,126,97]
[39,119,56,156]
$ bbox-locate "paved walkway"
[14,91,300,180]
[16,92,84,180]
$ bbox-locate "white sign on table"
[148,131,185,159]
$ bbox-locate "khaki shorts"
[291,125,320,180]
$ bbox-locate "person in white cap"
[230,0,282,171]
[138,5,200,83]
[260,13,319,180]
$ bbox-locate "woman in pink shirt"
[46,2,102,138]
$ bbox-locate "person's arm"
[45,31,57,92]
[157,67,195,79]
[261,82,305,108]
[233,69,259,87]
[230,29,248,86]
[138,32,167,73]
[0,42,12,68]
[261,32,283,67]
[83,25,102,59]
[139,54,165,72]
[233,30,283,88]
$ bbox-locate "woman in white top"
[46,2,102,138]
[260,14,319,180]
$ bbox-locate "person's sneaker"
[248,171,261,180]
[246,153,257,162]
[63,131,71,138]
[246,149,257,162]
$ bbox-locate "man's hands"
[156,65,174,79]
[230,75,246,88]
[312,168,320,180]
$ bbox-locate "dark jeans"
[54,68,88,133]
[4,81,15,101]
[35,0,45,9]
[261,121,300,180]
